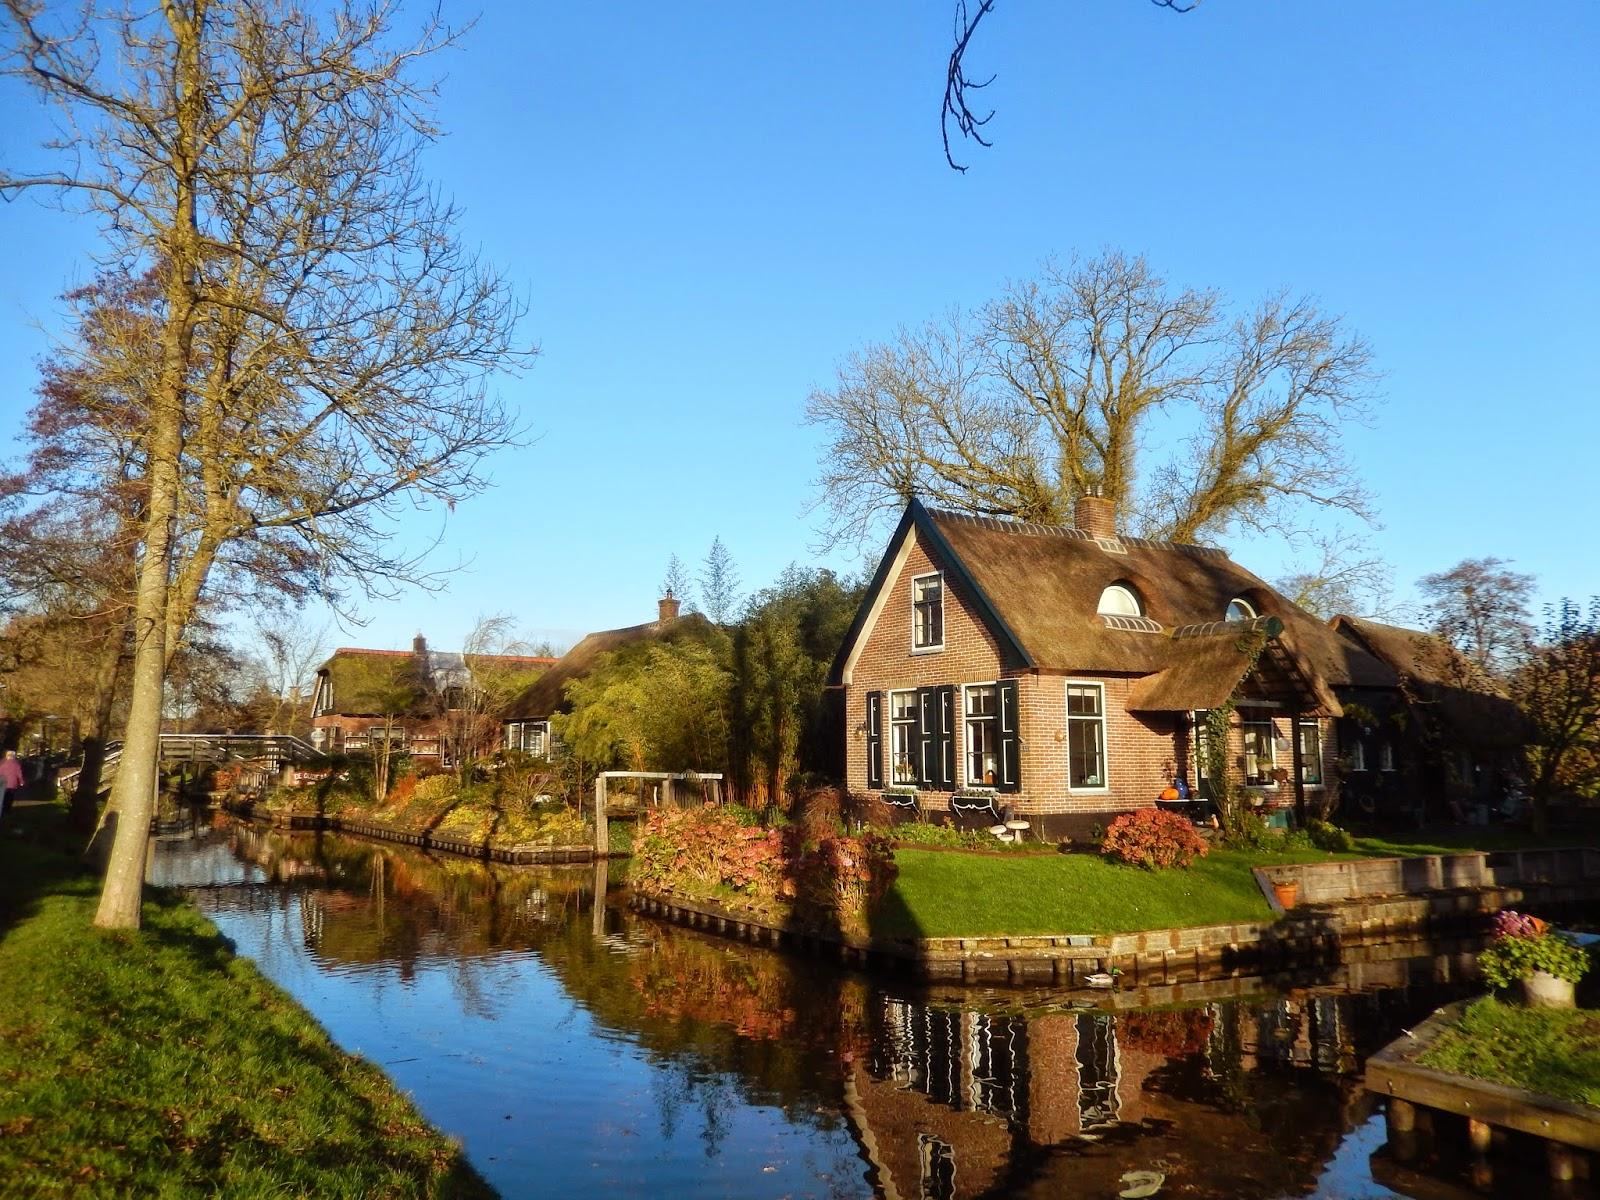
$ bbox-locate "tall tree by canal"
[1,1,531,928]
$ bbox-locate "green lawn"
[1352,829,1600,858]
[1418,997,1600,1107]
[873,844,1346,938]
[0,805,492,1198]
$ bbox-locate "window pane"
[1068,719,1103,787]
[1299,722,1322,785]
[965,685,995,717]
[892,692,916,721]
[1067,685,1102,717]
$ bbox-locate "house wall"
[843,529,1338,836]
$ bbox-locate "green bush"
[1479,929,1592,987]
[1223,810,1274,850]
[1305,819,1354,853]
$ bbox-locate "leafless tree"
[942,1,1200,171]
[1276,530,1397,621]
[448,613,546,772]
[3,1,531,928]
[1419,557,1535,676]
[247,610,329,737]
[807,250,1376,548]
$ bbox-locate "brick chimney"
[412,632,428,656]
[658,591,681,624]
[1074,489,1117,539]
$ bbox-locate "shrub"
[1478,910,1591,987]
[1305,820,1354,853]
[1222,810,1274,850]
[1122,1008,1214,1058]
[412,774,459,804]
[1101,809,1209,870]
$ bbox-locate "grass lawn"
[0,805,492,1198]
[1352,829,1600,858]
[1417,997,1600,1107]
[873,844,1348,938]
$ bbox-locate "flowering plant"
[1478,910,1590,987]
[1101,809,1209,870]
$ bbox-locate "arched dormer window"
[1226,596,1258,622]
[1097,584,1143,618]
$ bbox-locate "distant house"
[309,635,555,765]
[501,593,716,757]
[829,497,1521,838]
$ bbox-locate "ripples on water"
[148,819,1566,1200]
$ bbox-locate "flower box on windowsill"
[883,787,919,806]
[951,789,1000,813]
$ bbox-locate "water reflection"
[152,821,1543,1200]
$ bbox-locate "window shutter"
[916,687,937,787]
[936,685,956,791]
[866,691,883,789]
[997,679,1021,793]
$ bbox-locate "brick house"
[500,593,717,757]
[829,497,1521,838]
[310,635,555,765]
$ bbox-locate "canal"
[149,819,1566,1199]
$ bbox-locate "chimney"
[1074,489,1117,539]
[658,590,681,624]
[412,632,428,656]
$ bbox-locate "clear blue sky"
[2,3,1596,655]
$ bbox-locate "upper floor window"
[1226,597,1258,622]
[1096,584,1142,617]
[912,573,944,650]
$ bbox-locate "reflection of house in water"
[850,992,1412,1200]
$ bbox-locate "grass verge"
[0,805,493,1198]
[873,844,1347,938]
[1417,997,1600,1107]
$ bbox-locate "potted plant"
[1272,878,1300,910]
[1477,910,1591,1008]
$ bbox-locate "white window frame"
[1096,583,1142,617]
[1227,596,1258,622]
[1349,737,1368,772]
[1379,741,1395,772]
[910,571,945,654]
[961,681,1000,789]
[1065,680,1109,793]
[1297,719,1324,787]
[889,689,918,786]
[1241,712,1277,786]
[1193,709,1212,791]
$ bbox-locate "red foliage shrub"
[1100,808,1208,870]
[1122,1008,1214,1058]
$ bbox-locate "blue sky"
[2,3,1597,655]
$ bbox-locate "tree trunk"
[70,623,128,835]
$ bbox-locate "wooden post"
[591,857,606,938]
[1467,1117,1493,1154]
[593,774,608,856]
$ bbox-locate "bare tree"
[1276,530,1396,621]
[448,613,547,772]
[3,1,530,928]
[942,1,1199,171]
[1419,557,1535,676]
[248,611,329,737]
[698,537,741,624]
[806,250,1376,548]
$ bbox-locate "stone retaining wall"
[1255,848,1600,905]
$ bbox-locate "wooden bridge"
[58,733,324,795]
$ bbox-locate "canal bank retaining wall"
[228,805,604,864]
[631,854,1600,985]
[1253,848,1600,908]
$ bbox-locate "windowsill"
[910,644,945,655]
[1068,785,1110,794]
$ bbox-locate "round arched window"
[1097,584,1143,617]
[1226,596,1258,622]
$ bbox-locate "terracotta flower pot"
[1521,969,1576,1009]
[1272,881,1299,910]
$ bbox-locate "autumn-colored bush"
[385,773,420,808]
[1122,1008,1214,1058]
[630,803,896,932]
[1100,808,1209,870]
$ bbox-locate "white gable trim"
[838,529,918,688]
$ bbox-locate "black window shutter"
[998,679,1021,793]
[937,685,956,791]
[865,691,883,789]
[916,687,936,787]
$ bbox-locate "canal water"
[149,819,1573,1200]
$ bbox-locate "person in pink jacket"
[0,749,25,818]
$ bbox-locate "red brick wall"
[842,527,1336,823]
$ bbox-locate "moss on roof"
[502,614,718,720]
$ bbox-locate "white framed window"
[1379,741,1395,772]
[1066,681,1108,790]
[889,690,918,785]
[1193,709,1212,793]
[1226,596,1258,622]
[1241,713,1276,785]
[911,572,944,652]
[963,683,999,787]
[505,720,550,757]
[1349,737,1368,772]
[1298,720,1323,785]
[1096,583,1142,617]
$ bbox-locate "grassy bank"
[1418,997,1600,1107]
[0,808,492,1198]
[873,844,1348,938]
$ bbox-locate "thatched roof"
[1123,617,1341,716]
[316,645,555,718]
[1331,615,1527,746]
[502,613,718,720]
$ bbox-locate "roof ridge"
[923,506,1227,559]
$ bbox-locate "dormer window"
[1096,584,1143,618]
[912,573,944,651]
[1226,597,1257,622]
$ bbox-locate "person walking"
[0,749,24,820]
